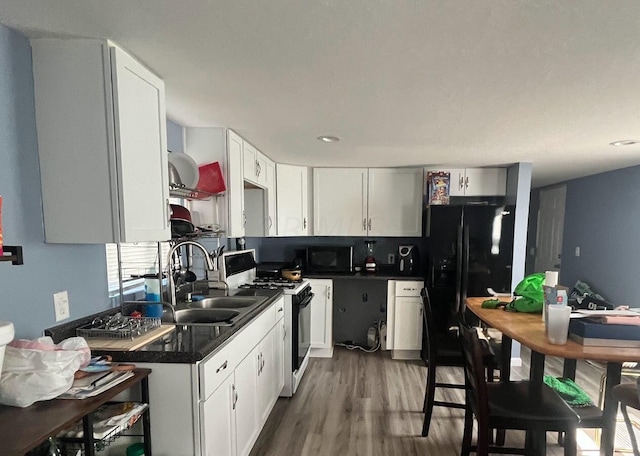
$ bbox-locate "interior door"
[535,185,567,274]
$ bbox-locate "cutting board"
[86,325,175,351]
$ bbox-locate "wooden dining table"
[466,297,640,456]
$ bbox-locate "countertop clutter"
[45,289,283,364]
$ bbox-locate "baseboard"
[391,349,421,360]
[309,346,334,358]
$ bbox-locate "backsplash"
[246,236,428,271]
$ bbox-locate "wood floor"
[251,346,638,456]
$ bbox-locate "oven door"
[293,292,314,371]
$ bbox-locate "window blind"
[105,242,170,294]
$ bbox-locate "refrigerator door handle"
[455,224,463,314]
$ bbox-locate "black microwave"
[304,246,353,273]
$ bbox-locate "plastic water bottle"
[144,277,161,302]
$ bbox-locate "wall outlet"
[388,253,395,264]
[53,291,70,322]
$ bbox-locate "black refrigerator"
[425,204,515,334]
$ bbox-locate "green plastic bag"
[506,273,545,313]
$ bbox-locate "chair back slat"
[459,322,490,435]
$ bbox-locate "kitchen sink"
[187,296,267,309]
[173,308,241,325]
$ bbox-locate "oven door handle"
[297,293,315,309]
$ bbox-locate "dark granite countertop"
[45,289,284,365]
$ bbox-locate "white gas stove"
[219,249,313,397]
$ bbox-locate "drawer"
[199,339,241,400]
[198,300,278,400]
[395,281,423,297]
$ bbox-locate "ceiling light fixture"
[317,135,340,143]
[609,139,640,146]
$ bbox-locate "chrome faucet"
[166,240,216,307]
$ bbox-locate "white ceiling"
[2,1,640,188]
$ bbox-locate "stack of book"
[569,310,640,347]
[59,370,135,399]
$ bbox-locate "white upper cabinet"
[430,168,507,196]
[313,168,367,236]
[313,167,423,237]
[243,141,269,188]
[265,160,277,236]
[185,128,245,238]
[31,39,170,243]
[276,164,309,236]
[368,168,423,237]
[242,141,258,184]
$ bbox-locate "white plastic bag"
[0,336,90,407]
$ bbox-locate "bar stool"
[612,382,640,456]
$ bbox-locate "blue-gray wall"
[0,24,110,339]
[559,165,640,306]
[167,119,184,153]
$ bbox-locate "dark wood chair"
[421,288,501,437]
[459,321,579,456]
[612,382,640,456]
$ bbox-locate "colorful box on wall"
[427,171,451,206]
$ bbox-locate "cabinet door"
[313,168,367,236]
[256,151,268,187]
[463,168,507,196]
[200,373,236,456]
[446,169,467,196]
[111,46,170,242]
[257,328,276,426]
[393,297,423,350]
[275,317,285,395]
[227,130,245,238]
[276,164,308,236]
[367,168,423,237]
[243,141,258,184]
[235,347,259,456]
[309,279,333,350]
[265,159,277,236]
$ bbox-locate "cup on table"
[547,305,572,345]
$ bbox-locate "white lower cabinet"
[201,373,235,456]
[308,279,333,358]
[388,280,424,360]
[235,346,259,456]
[139,296,285,456]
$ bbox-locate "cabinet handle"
[464,176,469,189]
[363,218,367,231]
[277,307,283,313]
[232,385,238,410]
[459,174,464,191]
[283,327,286,340]
[166,199,171,227]
[216,360,228,373]
[258,353,262,375]
[303,217,307,229]
[256,161,261,177]
[368,218,372,231]
[243,211,247,227]
[268,216,273,229]
[327,288,331,300]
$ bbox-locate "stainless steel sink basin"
[187,296,267,309]
[173,308,240,325]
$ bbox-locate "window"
[105,242,170,297]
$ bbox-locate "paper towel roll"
[545,270,559,287]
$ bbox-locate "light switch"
[575,246,581,257]
[54,291,70,321]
